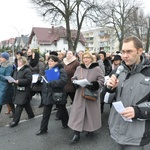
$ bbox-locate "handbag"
[82,88,98,101]
[80,68,98,101]
[52,92,66,103]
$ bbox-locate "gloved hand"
[85,81,99,91]
[46,82,51,87]
[73,83,79,89]
[85,84,93,90]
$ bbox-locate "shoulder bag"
[80,68,98,101]
[82,88,98,101]
[52,92,66,104]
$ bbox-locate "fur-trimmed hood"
[0,60,13,67]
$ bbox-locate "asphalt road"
[0,94,150,150]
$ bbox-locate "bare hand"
[8,80,12,83]
[14,80,19,84]
[32,52,35,59]
[120,107,135,119]
[106,74,119,89]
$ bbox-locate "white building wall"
[30,36,85,54]
[56,38,68,51]
[76,42,85,52]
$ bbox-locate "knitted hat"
[0,52,10,60]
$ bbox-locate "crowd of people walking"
[0,35,150,150]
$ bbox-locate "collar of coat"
[80,62,99,69]
[122,54,150,76]
[63,56,77,65]
[16,65,30,71]
[0,60,13,67]
[46,63,64,70]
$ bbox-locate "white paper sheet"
[4,76,16,82]
[32,74,39,83]
[41,76,48,83]
[112,101,132,122]
[72,79,91,87]
[104,92,110,103]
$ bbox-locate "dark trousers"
[56,92,75,119]
[0,105,2,113]
[40,104,69,131]
[13,102,34,124]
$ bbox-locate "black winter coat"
[103,59,112,76]
[13,65,32,105]
[42,63,67,105]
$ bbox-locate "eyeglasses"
[121,50,137,55]
[83,57,91,59]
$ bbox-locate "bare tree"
[145,18,150,53]
[126,7,150,52]
[98,0,142,51]
[30,0,103,52]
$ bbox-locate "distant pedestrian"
[27,49,45,108]
[99,51,112,76]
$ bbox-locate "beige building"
[82,27,118,53]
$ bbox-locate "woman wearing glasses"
[68,52,104,144]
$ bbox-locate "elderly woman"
[68,52,104,144]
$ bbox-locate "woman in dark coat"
[27,49,45,107]
[55,50,80,120]
[36,55,68,135]
[9,56,35,127]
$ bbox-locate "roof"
[28,26,85,45]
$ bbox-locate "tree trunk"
[145,18,150,53]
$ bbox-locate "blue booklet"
[45,67,60,82]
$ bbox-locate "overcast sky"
[0,0,150,42]
[0,0,50,41]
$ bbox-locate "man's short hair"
[123,36,143,49]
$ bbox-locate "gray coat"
[68,63,104,132]
[106,56,150,146]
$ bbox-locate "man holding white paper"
[103,36,150,150]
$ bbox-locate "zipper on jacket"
[120,73,131,97]
[120,80,124,97]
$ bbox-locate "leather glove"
[73,83,79,89]
[85,84,93,90]
[85,81,99,91]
